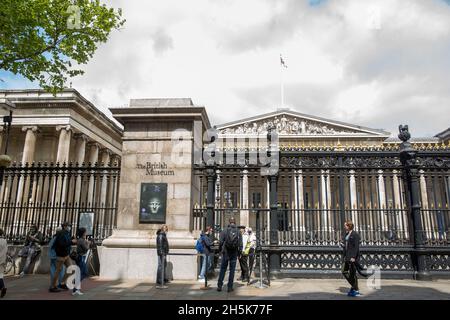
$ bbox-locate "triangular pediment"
[216,109,390,137]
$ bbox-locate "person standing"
[0,229,7,298]
[48,227,65,289]
[49,222,76,293]
[217,217,242,292]
[156,225,170,286]
[19,224,43,276]
[240,227,256,283]
[341,220,361,297]
[71,227,91,296]
[198,226,213,281]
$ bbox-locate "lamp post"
[0,98,15,187]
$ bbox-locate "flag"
[280,54,287,68]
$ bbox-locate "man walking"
[49,222,76,293]
[217,217,242,293]
[341,220,361,297]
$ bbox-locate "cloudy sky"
[1,0,450,137]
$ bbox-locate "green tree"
[0,0,125,93]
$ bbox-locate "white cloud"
[61,0,450,136]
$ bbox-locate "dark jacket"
[156,229,169,256]
[343,230,360,262]
[76,238,89,256]
[25,230,43,251]
[200,232,212,255]
[219,224,243,256]
[53,229,72,258]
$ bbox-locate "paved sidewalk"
[1,274,449,300]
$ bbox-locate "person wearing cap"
[49,222,77,293]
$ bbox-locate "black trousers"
[342,261,359,291]
[239,249,255,280]
[156,255,168,284]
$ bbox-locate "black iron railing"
[0,162,120,243]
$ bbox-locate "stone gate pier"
[99,98,210,280]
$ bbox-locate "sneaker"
[347,289,354,296]
[72,290,84,296]
[1,288,7,298]
[19,272,25,278]
[49,287,61,293]
[58,284,69,291]
[217,286,222,292]
[198,278,205,282]
[349,290,361,297]
[227,287,234,293]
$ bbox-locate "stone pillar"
[266,177,270,231]
[54,125,72,210]
[101,102,210,281]
[87,142,100,205]
[320,170,328,231]
[214,169,221,228]
[349,170,358,227]
[55,125,72,164]
[392,170,404,236]
[21,126,39,164]
[377,169,387,231]
[73,133,88,205]
[293,170,299,232]
[99,148,112,238]
[268,174,280,272]
[419,170,432,239]
[17,126,39,230]
[74,133,88,165]
[240,169,249,227]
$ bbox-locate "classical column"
[297,170,305,232]
[74,133,88,165]
[87,142,100,205]
[240,169,249,227]
[377,169,387,231]
[419,170,432,239]
[266,177,270,231]
[320,170,328,231]
[54,126,73,212]
[214,169,221,228]
[18,126,39,231]
[98,148,112,238]
[21,126,39,164]
[55,125,72,164]
[349,170,358,227]
[392,170,404,236]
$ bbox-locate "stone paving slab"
[1,274,449,300]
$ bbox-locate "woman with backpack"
[197,226,213,282]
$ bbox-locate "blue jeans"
[50,259,65,286]
[156,255,167,284]
[77,256,88,282]
[199,254,212,279]
[217,253,237,289]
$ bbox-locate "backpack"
[224,226,239,251]
[195,237,204,254]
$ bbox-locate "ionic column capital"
[73,133,89,142]
[87,141,101,149]
[55,125,72,133]
[100,148,113,156]
[22,126,39,133]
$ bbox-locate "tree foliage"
[0,0,125,93]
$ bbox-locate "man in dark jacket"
[217,217,242,293]
[49,222,76,292]
[341,220,361,297]
[156,225,169,286]
[198,226,213,281]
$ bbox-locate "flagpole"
[280,60,284,110]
